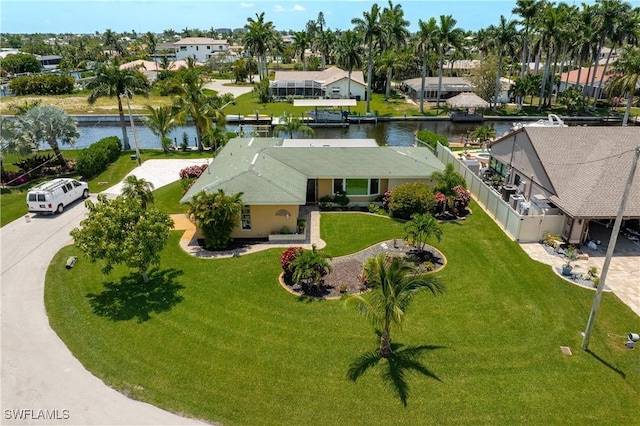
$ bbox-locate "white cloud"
[273,4,305,13]
[240,2,253,7]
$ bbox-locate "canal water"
[70,120,516,150]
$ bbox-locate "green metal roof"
[181,137,444,205]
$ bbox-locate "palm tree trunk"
[436,52,444,108]
[622,94,632,127]
[593,47,614,109]
[347,69,352,100]
[366,46,373,113]
[588,39,604,111]
[380,328,393,358]
[493,52,503,112]
[385,67,392,100]
[419,59,427,114]
[117,98,131,151]
[140,269,150,283]
[538,50,551,111]
[48,137,66,165]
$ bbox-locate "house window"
[332,179,379,196]
[241,206,251,230]
[207,46,211,50]
[180,46,187,51]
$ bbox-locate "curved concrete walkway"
[202,79,256,98]
[1,160,211,425]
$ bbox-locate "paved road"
[1,165,208,425]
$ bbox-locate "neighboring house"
[36,55,62,71]
[404,77,475,102]
[119,59,201,81]
[180,137,444,240]
[173,37,229,62]
[489,127,640,244]
[558,67,612,99]
[153,42,178,61]
[271,67,367,100]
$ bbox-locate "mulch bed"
[281,239,446,299]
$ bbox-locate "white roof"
[293,99,357,107]
[281,139,377,147]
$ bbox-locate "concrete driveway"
[1,162,209,425]
[203,79,255,98]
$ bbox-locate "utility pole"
[582,146,640,350]
[120,92,142,166]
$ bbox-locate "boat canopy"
[293,99,357,108]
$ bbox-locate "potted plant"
[562,246,579,276]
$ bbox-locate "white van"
[26,178,89,214]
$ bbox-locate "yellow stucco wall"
[231,205,300,239]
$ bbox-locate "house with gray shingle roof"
[181,137,444,239]
[489,127,640,243]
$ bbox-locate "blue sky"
[1,0,543,34]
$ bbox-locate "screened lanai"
[403,77,475,101]
[269,80,323,98]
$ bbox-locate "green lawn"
[45,205,640,425]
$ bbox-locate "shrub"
[8,74,75,95]
[333,190,350,207]
[179,164,208,179]
[76,136,122,178]
[452,185,471,214]
[280,247,303,276]
[1,170,30,186]
[416,129,449,150]
[387,182,435,220]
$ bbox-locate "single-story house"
[119,59,202,81]
[270,67,367,100]
[404,77,475,102]
[488,127,640,244]
[558,67,612,99]
[180,137,444,239]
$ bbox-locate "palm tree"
[435,15,465,108]
[121,175,154,209]
[335,30,363,99]
[143,31,157,59]
[186,189,244,251]
[469,124,496,149]
[244,12,276,80]
[171,70,225,151]
[487,16,518,111]
[535,4,562,111]
[292,30,310,71]
[273,113,314,138]
[606,47,640,126]
[415,17,439,113]
[404,213,442,256]
[512,0,541,80]
[142,105,178,152]
[9,105,79,165]
[380,1,410,100]
[290,244,332,288]
[430,163,467,212]
[87,61,151,151]
[352,3,383,113]
[344,254,444,358]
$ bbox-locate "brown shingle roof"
[525,127,640,218]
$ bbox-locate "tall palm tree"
[292,30,310,71]
[380,1,410,100]
[121,175,154,209]
[512,0,542,80]
[535,4,562,111]
[487,16,518,111]
[171,70,225,151]
[469,124,496,149]
[314,29,335,70]
[336,30,364,100]
[143,31,157,59]
[142,105,178,152]
[435,15,464,108]
[352,3,383,113]
[273,113,314,138]
[606,47,640,126]
[244,12,276,80]
[415,18,439,113]
[87,61,151,151]
[344,254,444,358]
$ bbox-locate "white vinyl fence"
[433,142,565,242]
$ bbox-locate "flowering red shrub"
[1,171,31,186]
[179,164,208,179]
[453,185,471,210]
[280,246,304,276]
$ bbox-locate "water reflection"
[72,120,516,150]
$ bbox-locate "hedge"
[76,136,122,178]
[416,129,449,150]
[8,74,75,96]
